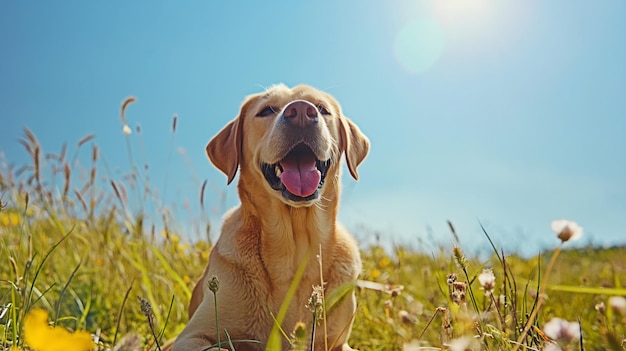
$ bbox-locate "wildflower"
[398,310,416,325]
[450,281,467,305]
[478,268,496,295]
[446,273,458,285]
[114,333,142,351]
[550,219,583,243]
[608,296,626,315]
[595,301,606,314]
[378,256,391,268]
[23,308,95,351]
[0,212,20,227]
[543,317,580,343]
[447,336,478,351]
[543,343,562,351]
[452,281,467,293]
[386,284,404,297]
[122,124,132,135]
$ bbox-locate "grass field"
[1,122,625,351]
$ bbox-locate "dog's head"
[206,84,369,207]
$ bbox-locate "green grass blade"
[25,229,73,312]
[157,295,175,342]
[265,249,312,351]
[54,261,81,325]
[324,280,356,312]
[548,284,626,296]
[150,246,192,299]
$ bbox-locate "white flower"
[478,268,496,294]
[122,124,132,135]
[543,343,562,351]
[608,296,626,315]
[550,219,583,242]
[543,317,580,342]
[447,336,478,351]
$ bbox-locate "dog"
[172,84,369,351]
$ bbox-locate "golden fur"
[171,84,369,351]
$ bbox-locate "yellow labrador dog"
[172,84,369,351]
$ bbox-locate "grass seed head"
[306,285,324,317]
[137,297,154,322]
[208,275,220,294]
[172,114,178,133]
[452,246,468,271]
[293,321,307,338]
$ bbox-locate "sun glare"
[433,0,494,24]
[393,1,513,74]
[393,18,445,75]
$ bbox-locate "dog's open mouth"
[262,143,330,202]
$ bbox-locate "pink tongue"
[279,151,321,198]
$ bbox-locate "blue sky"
[1,1,625,256]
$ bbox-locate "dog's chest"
[265,273,322,335]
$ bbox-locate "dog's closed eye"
[256,106,278,117]
[317,104,331,115]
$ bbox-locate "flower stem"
[512,243,563,351]
[213,290,220,349]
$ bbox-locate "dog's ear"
[206,115,244,185]
[339,116,370,180]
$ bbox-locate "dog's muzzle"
[262,143,331,202]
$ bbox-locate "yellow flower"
[23,308,95,351]
[370,269,381,279]
[200,250,210,260]
[378,256,391,269]
[0,212,20,227]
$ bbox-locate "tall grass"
[0,100,625,350]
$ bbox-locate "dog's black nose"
[282,100,318,127]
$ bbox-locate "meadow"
[1,114,625,350]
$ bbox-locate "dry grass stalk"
[74,190,88,213]
[200,180,207,210]
[78,134,95,147]
[120,97,137,124]
[62,162,71,199]
[171,114,178,133]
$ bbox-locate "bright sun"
[393,0,499,75]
